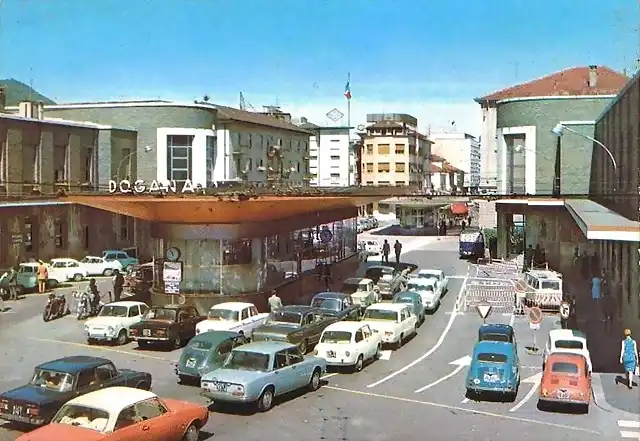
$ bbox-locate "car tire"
[257,387,275,412]
[87,338,95,345]
[374,344,382,360]
[116,329,128,345]
[299,339,308,354]
[308,368,322,391]
[73,273,83,282]
[353,355,364,373]
[103,269,114,277]
[395,334,403,350]
[182,423,200,441]
[172,335,182,350]
[47,279,58,289]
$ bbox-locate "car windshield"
[363,309,398,321]
[394,296,414,304]
[555,339,584,350]
[80,257,93,263]
[408,283,432,292]
[98,305,128,317]
[30,369,74,392]
[208,309,239,321]
[187,339,215,350]
[143,308,176,320]
[267,311,302,325]
[52,404,110,432]
[476,353,507,363]
[321,330,352,343]
[551,362,579,374]
[51,261,67,268]
[541,280,560,290]
[418,273,438,280]
[480,333,511,343]
[311,298,341,311]
[223,350,270,371]
[341,284,359,295]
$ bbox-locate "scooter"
[76,291,103,320]
[43,293,68,322]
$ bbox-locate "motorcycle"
[75,291,103,320]
[43,293,68,322]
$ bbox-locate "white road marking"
[379,350,392,360]
[620,431,640,440]
[321,373,339,380]
[415,364,467,393]
[619,421,640,429]
[28,337,175,362]
[446,275,467,280]
[509,372,542,412]
[509,312,515,326]
[461,397,470,403]
[367,277,468,388]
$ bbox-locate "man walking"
[37,261,48,294]
[394,240,402,264]
[268,289,282,312]
[591,272,601,320]
[381,240,391,263]
[112,269,124,302]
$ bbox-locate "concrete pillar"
[39,208,56,260]
[97,130,112,189]
[496,211,510,259]
[6,128,23,195]
[68,132,82,185]
[67,205,83,255]
[40,130,54,193]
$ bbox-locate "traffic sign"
[527,306,543,325]
[319,229,333,243]
[529,322,541,330]
[560,302,570,319]
[475,301,492,320]
[515,279,527,293]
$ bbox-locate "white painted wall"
[309,128,351,186]
[156,127,216,186]
[430,132,481,188]
[497,125,537,195]
[479,105,498,190]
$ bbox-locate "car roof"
[323,321,370,332]
[549,329,586,341]
[102,250,123,253]
[418,269,442,274]
[546,352,588,363]
[313,291,349,299]
[479,324,514,334]
[84,256,104,259]
[105,301,146,307]
[474,341,513,354]
[394,291,420,299]
[210,302,254,311]
[67,387,156,414]
[235,341,296,354]
[343,277,364,284]
[407,278,435,285]
[51,258,78,261]
[190,330,240,345]
[37,356,112,374]
[366,303,408,312]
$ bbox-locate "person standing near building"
[381,240,390,263]
[619,329,638,390]
[37,261,48,294]
[268,290,282,312]
[112,269,124,302]
[591,273,601,320]
[393,240,402,264]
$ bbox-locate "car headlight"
[201,381,211,389]
[345,351,351,357]
[84,325,89,332]
[231,384,244,396]
[473,378,480,385]
[107,326,114,333]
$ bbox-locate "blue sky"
[0,0,637,134]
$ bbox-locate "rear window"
[541,280,560,290]
[480,333,510,343]
[555,340,583,350]
[477,353,507,363]
[551,362,579,374]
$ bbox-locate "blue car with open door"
[465,340,520,402]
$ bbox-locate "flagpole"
[347,72,351,127]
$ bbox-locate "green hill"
[0,78,55,106]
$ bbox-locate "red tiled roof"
[443,163,462,173]
[430,154,446,162]
[476,66,629,103]
[429,164,444,173]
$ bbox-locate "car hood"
[18,423,106,441]
[131,319,174,328]
[196,320,241,332]
[85,316,124,327]
[254,323,301,335]
[1,384,61,405]
[201,368,267,384]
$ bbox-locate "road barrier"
[463,277,517,314]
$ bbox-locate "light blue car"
[200,341,327,412]
[102,248,139,270]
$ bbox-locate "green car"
[174,330,246,384]
[393,291,425,326]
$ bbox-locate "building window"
[378,144,390,155]
[119,214,130,240]
[24,217,33,253]
[365,163,374,173]
[0,137,5,183]
[505,135,526,194]
[82,225,90,249]
[22,145,39,184]
[395,144,405,154]
[206,135,216,186]
[330,155,340,160]
[54,145,68,182]
[378,181,390,185]
[396,181,406,186]
[330,173,340,178]
[377,163,390,173]
[82,148,94,183]
[119,148,131,179]
[366,181,374,185]
[366,144,374,155]
[54,218,66,249]
[311,155,318,160]
[222,239,252,265]
[166,135,193,182]
[395,162,405,173]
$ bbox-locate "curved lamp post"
[551,123,617,169]
[115,146,153,180]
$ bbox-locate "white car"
[416,269,448,294]
[196,302,269,339]
[85,301,149,345]
[364,240,381,256]
[361,303,418,349]
[314,321,382,372]
[16,262,71,288]
[49,258,87,282]
[406,278,442,312]
[543,329,592,373]
[80,256,123,276]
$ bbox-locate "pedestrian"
[619,329,639,390]
[37,260,48,294]
[591,272,601,320]
[322,263,332,290]
[112,269,124,302]
[381,240,390,263]
[603,292,616,332]
[394,240,402,264]
[268,289,282,312]
[6,266,17,300]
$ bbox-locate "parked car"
[364,265,408,299]
[17,386,208,441]
[122,261,160,298]
[310,291,361,321]
[415,269,449,294]
[341,277,379,309]
[361,303,418,349]
[252,305,338,354]
[16,262,69,290]
[102,249,139,271]
[465,340,520,402]
[200,341,327,412]
[542,329,592,373]
[129,304,205,350]
[406,278,441,312]
[84,301,149,345]
[175,331,247,384]
[538,352,591,413]
[313,321,382,372]
[392,291,425,326]
[478,323,515,343]
[196,302,269,339]
[0,356,151,427]
[50,258,87,282]
[363,240,381,256]
[80,256,123,277]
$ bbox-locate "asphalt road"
[0,240,634,441]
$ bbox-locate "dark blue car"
[0,356,151,426]
[459,229,484,259]
[465,340,520,401]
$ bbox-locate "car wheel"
[172,335,182,350]
[395,334,403,350]
[299,339,308,354]
[178,375,189,385]
[116,329,128,345]
[374,344,382,360]
[73,273,83,282]
[47,279,58,289]
[103,269,113,277]
[353,355,364,373]
[257,387,275,412]
[87,338,95,345]
[308,368,322,391]
[182,423,200,441]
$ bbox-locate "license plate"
[326,351,336,358]
[186,359,196,368]
[12,405,23,416]
[213,382,227,392]
[143,329,151,337]
[483,374,499,382]
[557,390,570,399]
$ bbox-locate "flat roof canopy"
[65,195,385,223]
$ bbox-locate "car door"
[185,307,201,339]
[272,350,295,394]
[239,307,252,335]
[116,252,130,266]
[16,265,36,288]
[286,346,310,389]
[353,327,368,358]
[74,367,102,395]
[104,252,118,263]
[94,362,121,387]
[360,325,376,358]
[125,304,143,328]
[307,312,325,343]
[112,404,154,441]
[134,397,179,441]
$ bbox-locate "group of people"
[523,244,547,270]
[380,239,403,264]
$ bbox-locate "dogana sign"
[108,179,205,194]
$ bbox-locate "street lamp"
[115,146,153,180]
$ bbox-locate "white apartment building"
[299,118,353,186]
[429,132,480,191]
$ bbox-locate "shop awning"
[450,202,468,215]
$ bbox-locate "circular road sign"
[319,229,333,243]
[515,279,527,293]
[527,306,543,325]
